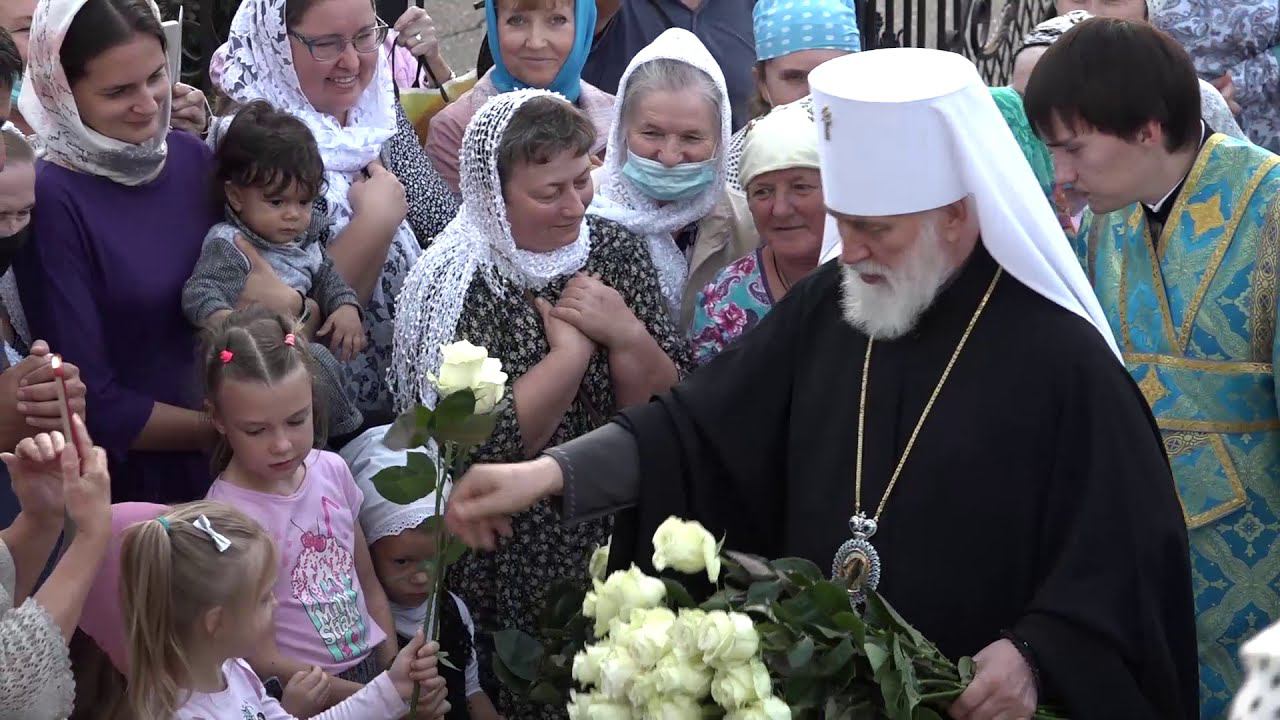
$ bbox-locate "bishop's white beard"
[839,219,955,339]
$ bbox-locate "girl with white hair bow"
[391,88,689,715]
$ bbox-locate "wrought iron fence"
[164,0,1059,93]
[858,0,1057,85]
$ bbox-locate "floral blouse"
[689,248,778,365]
[447,215,691,719]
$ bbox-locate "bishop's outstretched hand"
[446,456,564,550]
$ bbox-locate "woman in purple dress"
[12,0,220,502]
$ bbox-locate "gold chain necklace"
[833,267,1003,604]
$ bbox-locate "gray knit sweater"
[182,210,360,325]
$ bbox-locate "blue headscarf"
[753,0,861,62]
[486,0,596,102]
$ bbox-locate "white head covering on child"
[19,0,172,185]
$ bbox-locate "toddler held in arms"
[120,500,449,719]
[202,310,428,713]
[182,100,364,438]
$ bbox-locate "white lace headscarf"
[214,0,420,262]
[391,89,591,412]
[591,28,732,320]
[19,0,172,186]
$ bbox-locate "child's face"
[226,180,314,245]
[215,545,279,659]
[0,161,34,236]
[370,529,438,608]
[212,366,315,484]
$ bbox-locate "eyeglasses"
[289,22,389,61]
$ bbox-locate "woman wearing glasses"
[213,0,463,426]
[13,0,222,503]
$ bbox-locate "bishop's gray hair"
[620,58,723,139]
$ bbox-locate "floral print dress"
[447,215,691,719]
[689,248,778,365]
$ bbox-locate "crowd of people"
[0,0,1277,717]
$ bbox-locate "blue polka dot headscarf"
[753,0,862,62]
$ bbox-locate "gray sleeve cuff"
[543,422,640,525]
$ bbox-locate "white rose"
[590,544,611,582]
[671,609,708,659]
[697,611,760,668]
[568,691,634,720]
[652,517,721,582]
[710,660,773,710]
[597,645,642,701]
[620,607,676,667]
[573,644,612,687]
[435,340,489,395]
[651,651,713,698]
[643,694,705,720]
[471,356,508,413]
[589,566,667,637]
[725,697,792,720]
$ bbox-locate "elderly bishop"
[446,48,1199,720]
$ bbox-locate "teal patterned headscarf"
[753,0,861,62]
[990,86,1055,201]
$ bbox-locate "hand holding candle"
[15,341,87,432]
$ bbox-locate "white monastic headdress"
[390,89,591,412]
[809,48,1120,359]
[590,28,733,320]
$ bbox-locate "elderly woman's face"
[746,167,825,263]
[1055,0,1145,20]
[289,0,380,121]
[626,88,719,167]
[1010,46,1047,95]
[497,0,576,89]
[504,149,594,252]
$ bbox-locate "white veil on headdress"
[19,0,172,185]
[590,28,733,320]
[391,89,592,412]
[213,0,417,262]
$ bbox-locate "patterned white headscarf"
[19,0,172,186]
[391,89,591,412]
[214,0,420,264]
[591,28,732,321]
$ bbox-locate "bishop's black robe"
[580,245,1198,719]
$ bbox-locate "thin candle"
[50,354,79,448]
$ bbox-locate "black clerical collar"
[1143,122,1213,233]
[900,242,999,340]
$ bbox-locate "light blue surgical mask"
[622,150,717,202]
[9,75,19,107]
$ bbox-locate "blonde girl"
[121,500,449,719]
[200,308,401,707]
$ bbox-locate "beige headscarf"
[737,98,820,191]
[18,0,172,185]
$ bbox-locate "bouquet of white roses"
[496,517,1068,720]
[375,340,508,718]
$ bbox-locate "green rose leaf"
[864,591,928,649]
[661,578,698,609]
[430,391,506,447]
[494,628,544,683]
[894,635,922,712]
[383,405,433,450]
[788,636,816,670]
[746,579,785,607]
[439,536,469,568]
[370,451,437,505]
[528,681,563,705]
[958,657,976,684]
[819,637,857,677]
[913,707,945,720]
[771,557,824,585]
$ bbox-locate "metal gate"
[857,0,1057,85]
